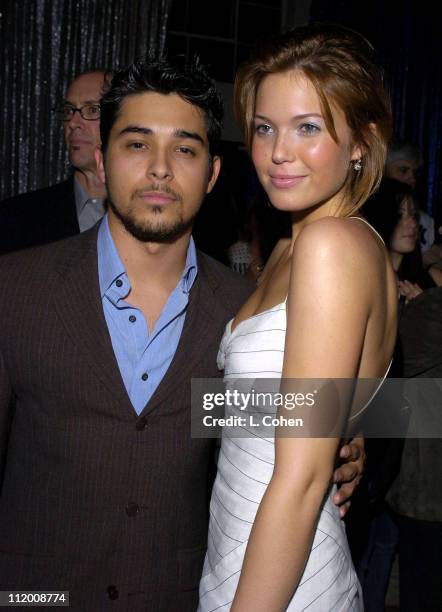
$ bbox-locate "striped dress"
[198,301,363,611]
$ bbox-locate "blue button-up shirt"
[97,215,198,414]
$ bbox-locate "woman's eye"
[255,123,273,135]
[298,123,320,135]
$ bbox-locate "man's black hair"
[100,55,223,155]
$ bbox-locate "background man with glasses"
[0,69,109,254]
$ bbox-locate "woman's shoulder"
[294,216,384,266]
[290,216,389,304]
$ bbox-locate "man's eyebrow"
[118,126,206,145]
[173,129,205,145]
[63,99,100,106]
[118,126,153,136]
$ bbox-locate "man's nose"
[147,150,172,180]
[67,109,86,128]
[405,170,416,188]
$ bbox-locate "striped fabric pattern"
[198,302,363,611]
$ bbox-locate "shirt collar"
[74,175,103,215]
[97,214,198,299]
[181,235,198,294]
[98,215,126,299]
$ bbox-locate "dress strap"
[349,216,385,245]
[348,359,393,422]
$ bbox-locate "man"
[0,70,108,254]
[0,57,363,610]
[385,139,435,251]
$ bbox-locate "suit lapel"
[54,235,228,418]
[144,254,226,414]
[53,227,134,415]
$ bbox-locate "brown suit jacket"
[0,226,252,611]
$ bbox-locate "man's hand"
[332,435,365,518]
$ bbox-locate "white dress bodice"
[198,301,363,611]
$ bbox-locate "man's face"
[385,158,418,188]
[63,72,104,172]
[99,92,220,243]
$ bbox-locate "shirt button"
[129,314,136,323]
[136,416,148,430]
[115,279,123,287]
[107,585,119,600]
[126,502,140,517]
[141,373,148,381]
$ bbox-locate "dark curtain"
[310,0,442,224]
[0,0,171,200]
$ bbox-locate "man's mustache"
[132,184,182,202]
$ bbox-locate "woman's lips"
[269,175,307,189]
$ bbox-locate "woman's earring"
[353,158,362,172]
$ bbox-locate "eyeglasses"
[52,104,101,121]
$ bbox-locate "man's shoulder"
[0,178,74,213]
[0,227,97,284]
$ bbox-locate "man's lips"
[137,191,177,204]
[269,174,307,189]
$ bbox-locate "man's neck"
[108,214,191,295]
[74,168,107,199]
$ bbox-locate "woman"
[362,177,439,303]
[199,24,397,611]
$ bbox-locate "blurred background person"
[385,139,435,253]
[362,177,441,302]
[349,177,441,611]
[0,69,109,254]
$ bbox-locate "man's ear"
[206,155,221,194]
[94,146,106,184]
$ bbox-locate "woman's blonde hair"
[234,23,392,215]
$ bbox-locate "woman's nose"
[272,134,295,165]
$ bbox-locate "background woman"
[362,177,440,303]
[199,24,397,611]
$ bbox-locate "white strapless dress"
[198,301,363,611]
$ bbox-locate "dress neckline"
[225,291,393,396]
[229,299,287,336]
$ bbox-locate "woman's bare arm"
[231,219,375,611]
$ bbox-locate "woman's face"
[251,70,361,218]
[390,196,419,255]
